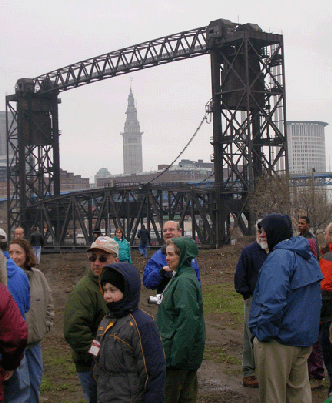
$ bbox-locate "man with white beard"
[234,221,268,388]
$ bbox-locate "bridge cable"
[144,104,211,185]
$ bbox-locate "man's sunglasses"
[89,254,108,263]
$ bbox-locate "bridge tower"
[6,79,60,239]
[121,87,143,174]
[5,19,287,246]
[207,19,287,245]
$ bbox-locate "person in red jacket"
[318,224,332,398]
[0,283,28,402]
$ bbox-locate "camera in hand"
[147,294,163,305]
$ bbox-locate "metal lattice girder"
[30,184,216,247]
[6,92,61,238]
[6,96,20,230]
[209,24,287,242]
[218,32,286,190]
[7,19,287,247]
[32,27,208,94]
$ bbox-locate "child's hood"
[100,262,140,316]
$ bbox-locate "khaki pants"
[254,338,312,403]
[243,297,255,377]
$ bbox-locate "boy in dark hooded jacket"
[249,214,323,403]
[93,262,165,403]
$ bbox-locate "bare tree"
[291,183,332,233]
[247,174,291,218]
[247,174,332,234]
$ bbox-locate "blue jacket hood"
[100,262,140,318]
[4,251,20,278]
[259,214,293,251]
[274,236,312,260]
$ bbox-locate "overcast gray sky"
[1,0,331,180]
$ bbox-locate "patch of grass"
[40,377,55,392]
[41,378,76,393]
[43,348,76,375]
[202,283,243,320]
[61,400,86,403]
[42,346,83,401]
[204,345,241,365]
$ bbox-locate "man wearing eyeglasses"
[143,221,201,293]
[64,236,119,403]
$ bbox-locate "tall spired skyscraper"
[121,88,143,174]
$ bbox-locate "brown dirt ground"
[39,238,329,403]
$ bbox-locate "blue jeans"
[4,354,30,403]
[77,364,97,403]
[33,246,41,265]
[26,343,43,403]
[139,242,148,258]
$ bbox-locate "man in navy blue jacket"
[249,214,323,403]
[234,221,268,388]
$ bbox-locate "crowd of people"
[2,215,332,403]
[0,227,53,403]
[64,221,204,403]
[235,214,332,403]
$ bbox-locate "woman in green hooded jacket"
[156,236,205,403]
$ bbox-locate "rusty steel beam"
[27,184,216,247]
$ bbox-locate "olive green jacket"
[64,270,107,371]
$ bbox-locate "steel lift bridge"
[6,18,287,248]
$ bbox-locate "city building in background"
[121,88,143,174]
[96,159,214,187]
[60,169,90,192]
[0,111,15,168]
[94,168,112,186]
[0,112,10,157]
[287,121,328,174]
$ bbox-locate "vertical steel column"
[17,97,28,233]
[52,95,60,197]
[210,50,224,247]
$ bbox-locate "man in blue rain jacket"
[249,214,323,403]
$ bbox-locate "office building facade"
[287,121,328,174]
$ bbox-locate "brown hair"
[166,240,181,256]
[9,238,36,269]
[115,227,123,237]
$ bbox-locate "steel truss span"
[27,184,217,248]
[6,18,287,247]
[33,27,208,94]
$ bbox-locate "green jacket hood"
[172,237,198,271]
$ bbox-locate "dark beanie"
[100,268,125,293]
